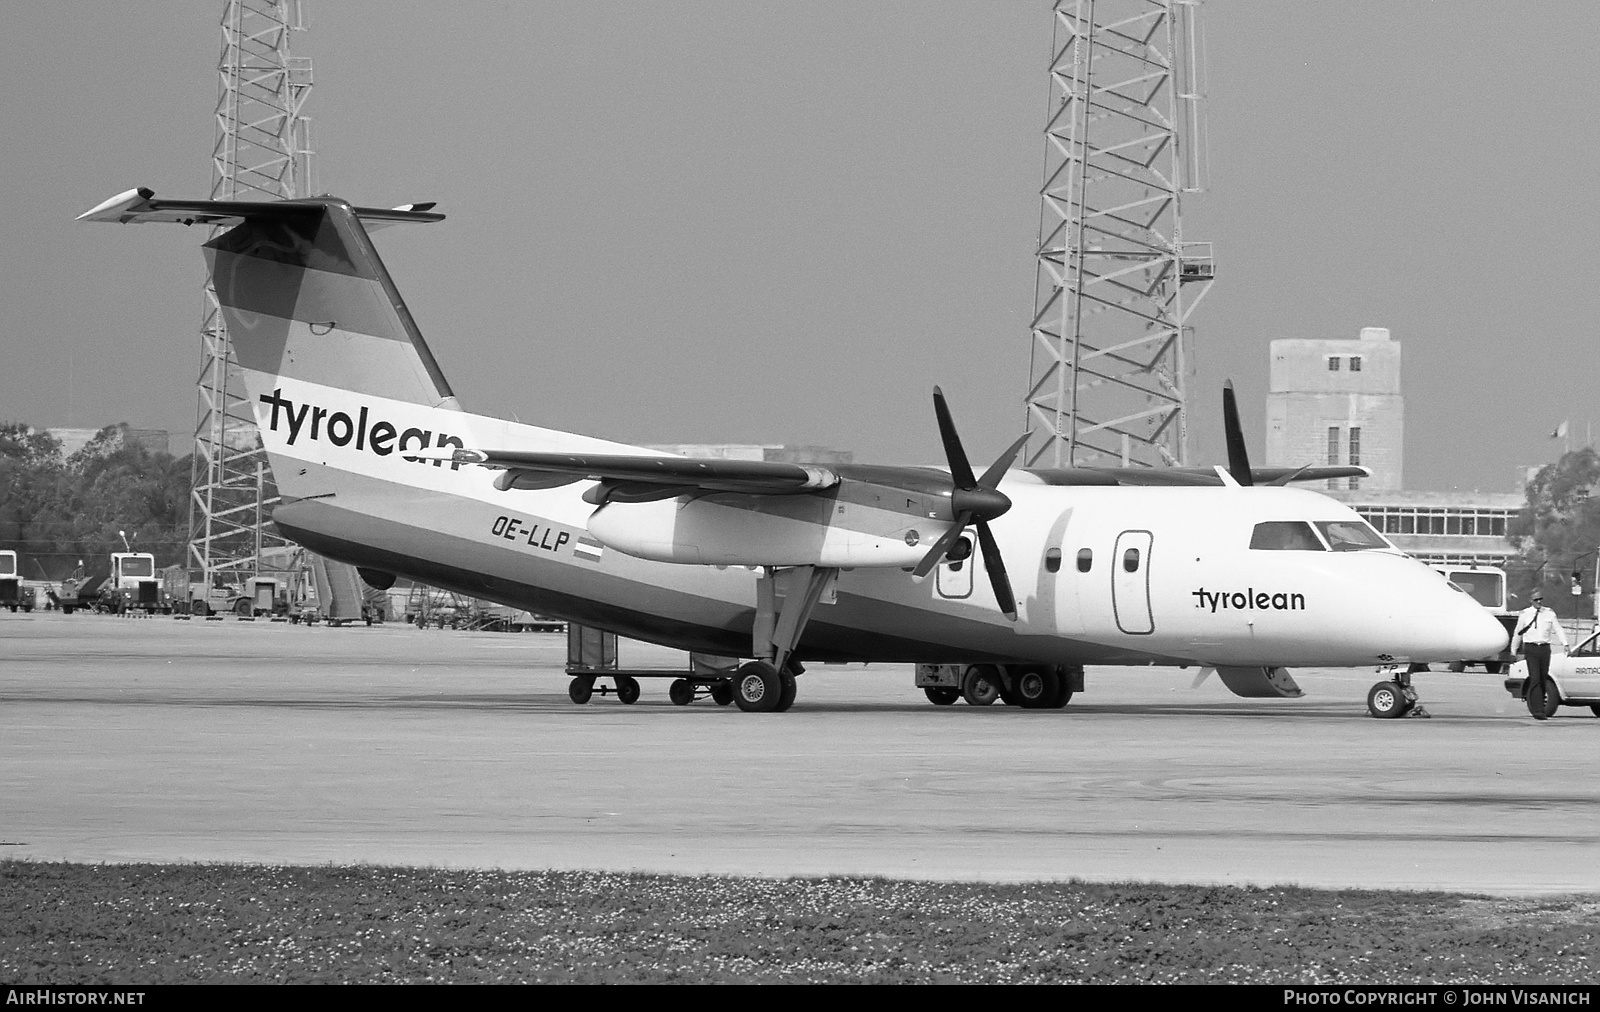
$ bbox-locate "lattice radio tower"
[1024,0,1214,469]
[189,0,313,583]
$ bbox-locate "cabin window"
[1315,519,1389,552]
[1327,357,1341,371]
[1122,548,1141,573]
[1045,548,1062,573]
[1249,521,1325,551]
[1076,548,1093,573]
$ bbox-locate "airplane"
[78,187,1508,717]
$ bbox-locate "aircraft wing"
[442,448,841,503]
[1025,465,1370,487]
[76,187,444,228]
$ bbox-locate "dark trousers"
[1524,643,1556,716]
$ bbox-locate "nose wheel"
[1366,665,1429,719]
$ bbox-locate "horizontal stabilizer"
[77,188,445,228]
[431,448,841,499]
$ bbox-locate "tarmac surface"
[2,612,1596,895]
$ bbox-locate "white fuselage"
[251,378,1508,669]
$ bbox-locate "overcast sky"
[2,2,1595,492]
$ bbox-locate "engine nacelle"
[586,495,936,568]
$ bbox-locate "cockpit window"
[1249,521,1325,551]
[1315,519,1389,552]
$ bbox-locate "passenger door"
[1112,530,1154,634]
[935,533,975,600]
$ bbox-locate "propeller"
[1221,380,1254,487]
[912,387,1030,621]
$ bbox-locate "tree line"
[0,422,191,581]
[3,417,1595,613]
[1508,446,1600,618]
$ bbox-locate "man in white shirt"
[1511,591,1568,720]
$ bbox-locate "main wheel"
[568,675,595,704]
[924,686,960,706]
[1447,661,1466,673]
[1486,661,1504,674]
[615,676,640,705]
[1051,666,1077,708]
[775,669,798,712]
[733,661,782,713]
[1015,666,1060,709]
[669,678,695,706]
[711,680,734,706]
[961,665,1000,706]
[1366,680,1407,719]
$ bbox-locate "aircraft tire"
[924,687,960,706]
[1447,661,1466,673]
[711,681,734,706]
[568,676,595,705]
[669,679,695,706]
[1050,666,1075,708]
[1366,681,1406,719]
[961,665,1000,706]
[732,661,782,713]
[775,670,798,712]
[1486,661,1504,674]
[1015,666,1059,709]
[616,676,640,705]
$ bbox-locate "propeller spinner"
[912,387,1030,621]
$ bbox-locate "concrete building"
[1266,326,1403,491]
[1329,489,1522,567]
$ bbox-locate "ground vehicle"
[98,553,167,613]
[1434,565,1515,672]
[0,550,33,612]
[1503,628,1600,718]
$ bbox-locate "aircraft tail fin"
[79,188,459,410]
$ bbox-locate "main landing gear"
[726,565,836,713]
[1366,664,1430,719]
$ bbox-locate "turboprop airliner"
[79,187,1507,717]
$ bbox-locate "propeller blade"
[974,520,1018,621]
[912,511,973,578]
[931,387,977,489]
[1222,381,1254,487]
[977,431,1031,490]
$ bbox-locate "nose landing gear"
[1366,664,1430,719]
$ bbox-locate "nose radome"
[1457,602,1510,660]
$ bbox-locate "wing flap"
[444,448,841,499]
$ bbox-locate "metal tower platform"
[1024,0,1214,469]
[188,0,313,584]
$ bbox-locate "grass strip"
[2,862,1596,984]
